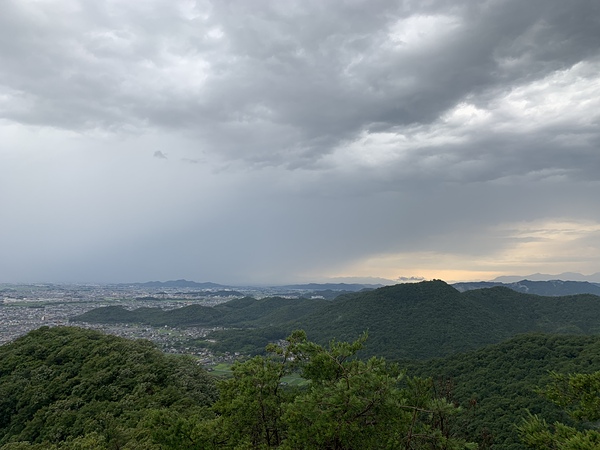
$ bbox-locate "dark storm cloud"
[2,0,600,284]
[2,0,599,170]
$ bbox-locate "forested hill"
[4,328,600,449]
[293,280,493,359]
[0,326,217,449]
[404,333,600,449]
[73,280,600,360]
[294,281,600,359]
[74,296,328,328]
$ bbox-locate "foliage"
[0,327,217,449]
[73,297,328,330]
[75,281,600,361]
[294,283,600,360]
[72,304,225,327]
[405,334,600,449]
[214,354,293,447]
[194,327,288,356]
[7,322,600,449]
[211,330,477,449]
[518,371,600,449]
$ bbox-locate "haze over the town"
[1,0,599,285]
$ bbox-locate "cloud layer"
[1,0,599,283]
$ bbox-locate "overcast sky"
[1,0,600,285]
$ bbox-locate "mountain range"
[126,276,600,297]
[492,272,600,282]
[74,280,600,360]
[452,279,600,296]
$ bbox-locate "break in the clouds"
[1,0,599,284]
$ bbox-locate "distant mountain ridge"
[492,272,600,282]
[134,279,227,289]
[125,277,600,295]
[453,279,600,296]
[126,280,380,291]
[277,283,381,291]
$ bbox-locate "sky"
[1,0,600,285]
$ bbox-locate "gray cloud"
[1,0,599,283]
[3,0,599,166]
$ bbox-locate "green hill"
[294,280,501,359]
[73,296,327,328]
[73,303,225,327]
[461,286,600,334]
[73,281,600,360]
[214,296,328,326]
[294,282,600,359]
[404,333,600,450]
[0,326,217,448]
[4,326,600,449]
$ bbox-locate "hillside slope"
[73,296,327,328]
[294,282,600,359]
[73,281,600,360]
[293,280,503,359]
[0,327,217,448]
[405,333,600,450]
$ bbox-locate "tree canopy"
[208,330,477,449]
[3,325,600,449]
[518,371,600,449]
[0,326,217,449]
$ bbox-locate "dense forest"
[405,333,600,448]
[75,280,600,359]
[2,326,600,448]
[0,327,217,449]
[6,281,600,448]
